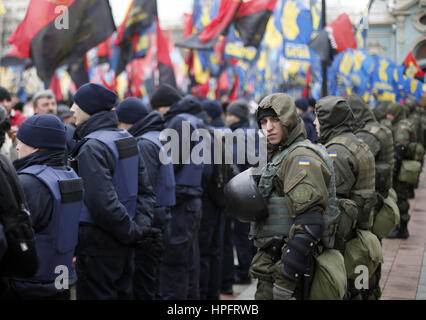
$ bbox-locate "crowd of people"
[0,82,425,300]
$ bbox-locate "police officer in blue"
[151,84,204,300]
[116,97,176,300]
[198,99,230,299]
[222,99,257,292]
[9,114,83,299]
[70,83,159,300]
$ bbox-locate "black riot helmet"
[224,167,268,223]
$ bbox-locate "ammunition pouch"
[415,143,425,162]
[350,190,377,230]
[375,163,392,198]
[398,160,421,185]
[372,195,400,239]
[334,198,358,252]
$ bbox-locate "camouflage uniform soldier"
[386,103,420,239]
[373,100,393,130]
[348,94,399,300]
[228,93,345,300]
[314,96,382,300]
[405,100,425,194]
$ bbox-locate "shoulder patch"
[328,151,338,158]
[289,183,313,204]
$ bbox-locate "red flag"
[403,51,425,78]
[156,18,176,88]
[183,13,193,39]
[229,74,240,102]
[326,13,357,53]
[302,65,312,98]
[49,71,63,102]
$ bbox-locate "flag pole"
[321,0,327,97]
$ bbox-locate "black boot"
[388,221,409,239]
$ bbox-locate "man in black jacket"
[160,93,205,300]
[70,83,159,300]
[116,97,175,300]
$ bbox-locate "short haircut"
[33,89,55,106]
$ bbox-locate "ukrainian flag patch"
[329,152,338,158]
[299,158,310,166]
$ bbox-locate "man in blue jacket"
[116,97,176,300]
[158,90,205,300]
[295,98,317,143]
[9,114,83,299]
[70,83,159,300]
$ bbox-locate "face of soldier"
[34,97,57,115]
[314,116,320,137]
[16,139,39,159]
[386,113,395,122]
[260,116,284,145]
[70,103,90,126]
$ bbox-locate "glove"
[136,226,164,251]
[272,284,295,300]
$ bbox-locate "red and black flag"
[8,0,116,86]
[176,0,276,50]
[309,13,357,65]
[156,17,176,88]
[403,51,425,80]
[233,0,277,48]
[114,0,158,75]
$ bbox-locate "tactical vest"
[249,140,340,250]
[174,113,204,187]
[80,130,139,223]
[326,135,376,230]
[138,131,176,207]
[18,165,83,282]
[356,123,394,198]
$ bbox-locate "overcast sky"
[110,0,194,26]
[109,0,371,27]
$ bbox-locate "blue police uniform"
[128,111,176,300]
[160,96,204,300]
[11,149,83,300]
[72,110,156,300]
[198,113,228,300]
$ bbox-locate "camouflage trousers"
[249,249,301,300]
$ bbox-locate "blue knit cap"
[116,97,149,124]
[295,98,309,113]
[17,114,66,149]
[73,83,118,115]
[201,99,222,119]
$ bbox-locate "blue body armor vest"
[79,129,139,223]
[174,113,204,187]
[138,131,176,207]
[19,165,83,282]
